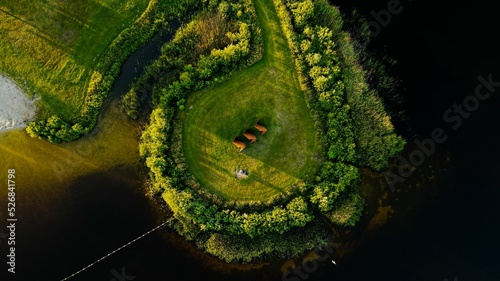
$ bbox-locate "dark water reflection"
[323,0,500,280]
[16,167,157,280]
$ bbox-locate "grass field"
[0,0,149,120]
[182,0,321,202]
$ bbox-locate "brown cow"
[243,131,257,143]
[233,139,246,152]
[254,123,267,135]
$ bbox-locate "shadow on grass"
[249,172,283,194]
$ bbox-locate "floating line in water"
[60,218,173,281]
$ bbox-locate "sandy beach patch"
[0,74,38,131]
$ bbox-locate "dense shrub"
[26,115,84,144]
[197,219,329,263]
[327,190,365,227]
[310,161,359,213]
[119,89,141,119]
[163,190,314,238]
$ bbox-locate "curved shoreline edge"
[0,74,37,131]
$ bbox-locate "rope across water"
[60,219,173,281]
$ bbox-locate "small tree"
[119,89,141,119]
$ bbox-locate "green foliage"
[327,190,364,227]
[289,0,314,28]
[274,0,357,163]
[119,89,141,119]
[310,162,359,213]
[161,189,313,238]
[197,219,329,263]
[26,115,85,143]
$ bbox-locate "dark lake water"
[1,1,499,280]
[328,0,500,280]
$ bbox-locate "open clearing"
[182,0,321,202]
[0,0,149,120]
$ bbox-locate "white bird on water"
[331,260,336,265]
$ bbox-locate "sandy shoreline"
[0,74,38,131]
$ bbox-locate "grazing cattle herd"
[233,123,267,152]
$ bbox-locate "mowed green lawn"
[0,0,149,119]
[183,0,320,202]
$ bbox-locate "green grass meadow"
[182,0,321,202]
[0,0,149,119]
